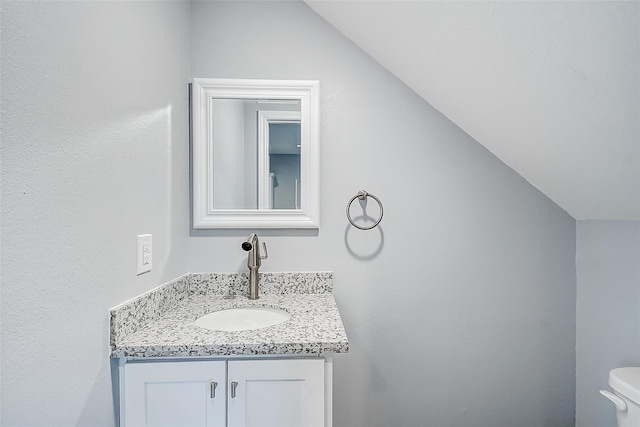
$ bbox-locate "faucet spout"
[241,233,268,299]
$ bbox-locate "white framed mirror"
[191,78,320,229]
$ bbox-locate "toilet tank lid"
[609,367,640,405]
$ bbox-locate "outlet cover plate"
[137,234,152,275]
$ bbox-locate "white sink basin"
[194,307,291,332]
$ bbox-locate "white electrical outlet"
[137,234,152,275]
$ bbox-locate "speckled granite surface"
[110,272,348,358]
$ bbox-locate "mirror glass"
[191,79,319,229]
[212,99,301,210]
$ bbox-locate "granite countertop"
[110,272,349,358]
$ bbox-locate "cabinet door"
[123,360,226,427]
[227,359,324,427]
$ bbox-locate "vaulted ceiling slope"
[306,1,640,220]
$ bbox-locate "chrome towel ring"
[346,190,384,230]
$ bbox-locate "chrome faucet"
[241,233,268,300]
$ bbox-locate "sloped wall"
[188,2,577,426]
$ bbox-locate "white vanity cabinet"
[123,360,226,427]
[119,357,330,427]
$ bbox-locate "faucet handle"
[259,241,268,260]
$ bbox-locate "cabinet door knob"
[230,381,238,398]
[210,381,218,398]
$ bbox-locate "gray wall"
[1,2,191,425]
[576,221,640,427]
[0,1,583,425]
[189,2,577,426]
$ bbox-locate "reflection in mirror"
[191,78,319,229]
[259,110,301,210]
[268,121,301,209]
[212,99,301,210]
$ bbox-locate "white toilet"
[600,367,640,427]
